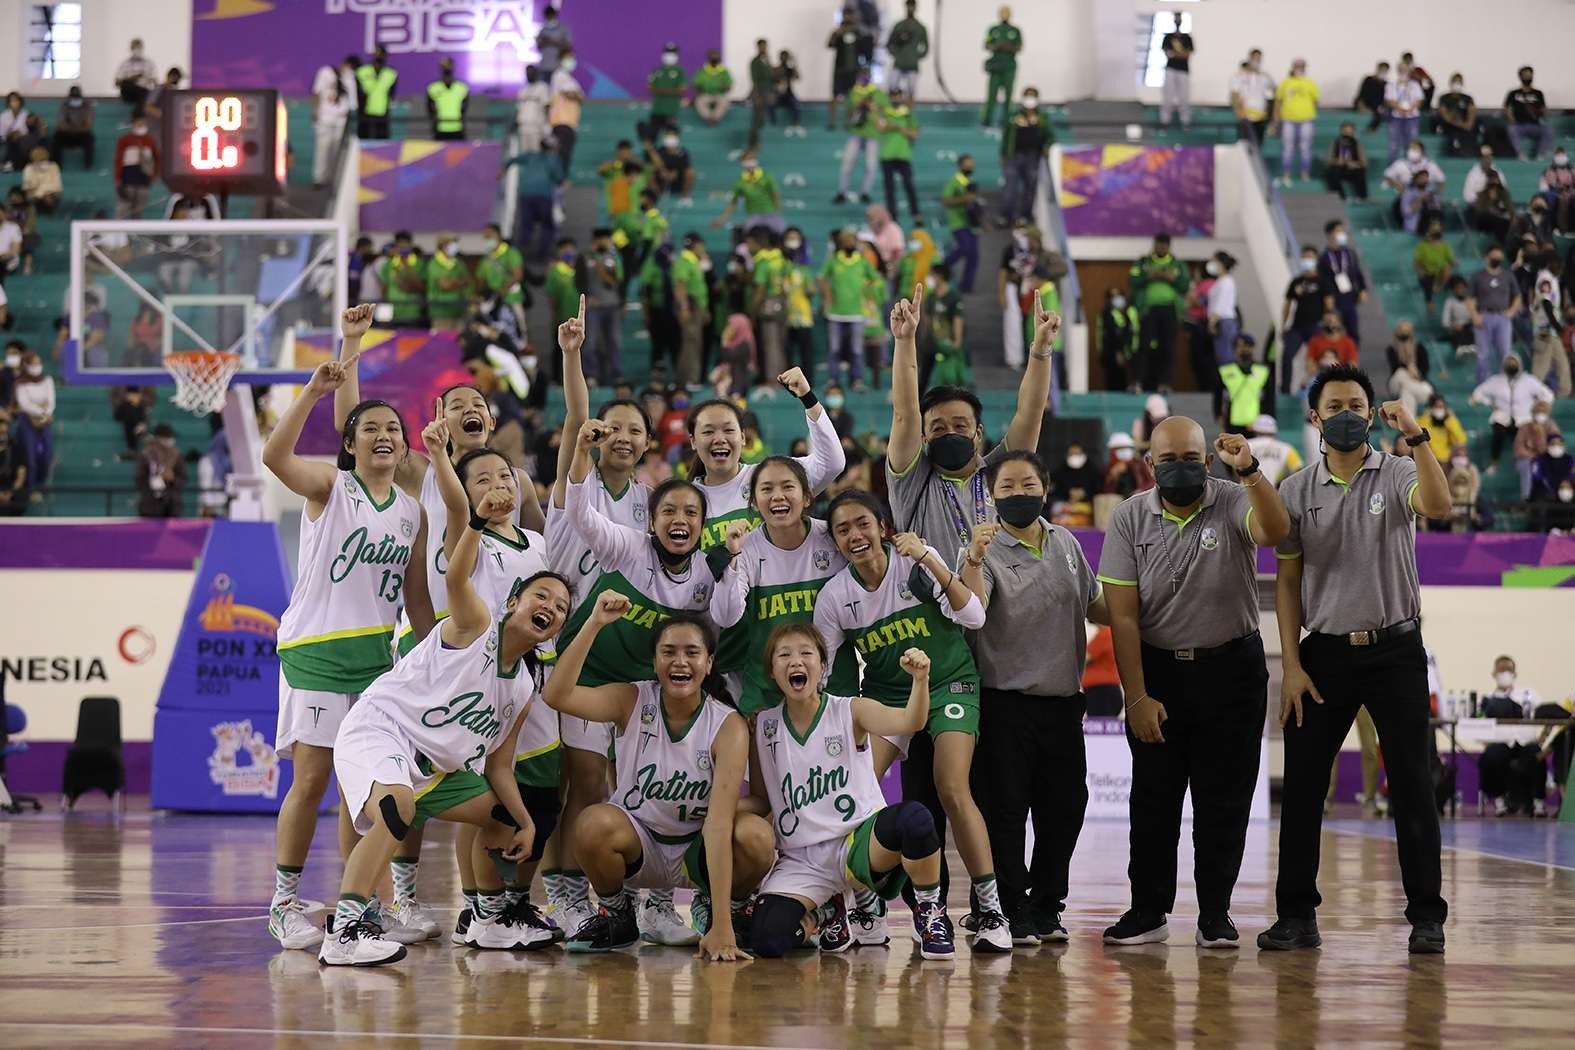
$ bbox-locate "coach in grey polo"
[960,450,1107,943]
[878,285,1058,907]
[1264,362,1452,956]
[1093,417,1289,949]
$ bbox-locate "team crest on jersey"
[343,475,357,495]
[694,585,710,604]
[401,518,414,537]
[486,632,499,654]
[814,549,833,571]
[1200,527,1219,552]
[500,702,516,724]
[1065,551,1078,573]
[825,734,844,757]
[634,504,647,523]
[1369,493,1386,515]
[640,703,657,725]
[898,580,913,601]
[696,750,712,772]
[762,718,778,740]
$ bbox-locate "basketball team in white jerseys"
[265,293,1078,967]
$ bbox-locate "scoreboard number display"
[161,89,288,195]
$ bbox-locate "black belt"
[1312,617,1420,648]
[1145,631,1260,662]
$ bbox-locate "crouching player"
[748,624,956,960]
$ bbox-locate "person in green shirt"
[355,46,397,139]
[825,11,862,130]
[712,150,783,233]
[859,236,892,389]
[982,6,1023,128]
[877,87,922,221]
[425,234,472,329]
[886,0,929,99]
[923,264,969,391]
[939,155,980,292]
[1217,334,1271,433]
[780,226,816,379]
[750,227,789,384]
[836,69,888,205]
[425,58,469,140]
[378,233,427,326]
[747,38,774,147]
[475,223,528,336]
[1412,218,1454,310]
[545,236,582,338]
[636,186,670,269]
[693,49,734,127]
[647,42,687,137]
[671,232,711,386]
[817,228,883,390]
[1128,233,1190,391]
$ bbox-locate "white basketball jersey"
[546,470,650,600]
[514,649,559,766]
[612,681,736,840]
[755,693,886,848]
[278,470,419,693]
[360,615,531,774]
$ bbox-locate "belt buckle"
[1175,648,1195,661]
[1348,630,1374,646]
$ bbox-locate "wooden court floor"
[1,804,1572,1049]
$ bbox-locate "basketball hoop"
[166,349,244,415]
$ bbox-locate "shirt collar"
[1144,475,1222,516]
[1314,449,1383,486]
[995,519,1052,548]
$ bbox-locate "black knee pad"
[874,800,940,860]
[520,784,560,864]
[490,803,521,829]
[749,895,808,958]
[379,794,410,841]
[486,847,519,886]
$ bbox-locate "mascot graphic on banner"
[208,719,281,798]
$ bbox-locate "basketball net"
[166,349,244,415]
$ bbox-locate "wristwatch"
[1234,456,1261,478]
[1403,428,1431,448]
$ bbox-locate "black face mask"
[1154,461,1207,507]
[650,533,694,569]
[994,494,1044,529]
[1320,410,1371,453]
[927,433,976,472]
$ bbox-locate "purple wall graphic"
[295,328,470,457]
[357,140,501,232]
[191,0,723,99]
[1060,145,1216,237]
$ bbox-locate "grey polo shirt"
[1096,478,1260,650]
[1276,450,1421,635]
[974,520,1101,697]
[1469,269,1515,314]
[889,442,1009,571]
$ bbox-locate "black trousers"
[1324,167,1369,200]
[974,689,1088,920]
[358,114,390,139]
[1139,306,1178,390]
[1478,743,1547,812]
[786,325,814,381]
[899,730,950,910]
[1276,630,1447,925]
[881,159,921,220]
[1128,634,1267,916]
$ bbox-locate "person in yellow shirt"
[1274,59,1319,186]
[1423,393,1469,465]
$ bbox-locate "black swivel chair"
[61,696,125,811]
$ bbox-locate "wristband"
[468,511,489,532]
[1234,456,1261,478]
[704,545,737,583]
[796,389,819,410]
[1403,428,1431,448]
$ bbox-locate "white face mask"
[442,241,459,256]
[1450,81,1463,91]
[1114,447,1135,462]
[1300,257,1316,272]
[1111,295,1126,310]
[662,136,679,149]
[561,58,577,72]
[1334,231,1349,246]
[1205,260,1221,276]
[1022,96,1038,110]
[1549,444,1567,459]
[1556,154,1570,167]
[1407,148,1422,162]
[26,363,43,377]
[784,239,802,252]
[1495,670,1516,689]
[662,53,678,67]
[482,237,498,251]
[1562,488,1575,503]
[1534,412,1550,424]
[1066,453,1087,469]
[521,355,539,370]
[4,354,17,368]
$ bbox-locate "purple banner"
[358,140,500,232]
[1060,145,1215,237]
[0,520,211,569]
[1068,527,1575,587]
[191,0,723,99]
[296,328,471,456]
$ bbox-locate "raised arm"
[261,360,348,510]
[565,420,647,564]
[707,524,752,628]
[540,589,641,724]
[1006,299,1061,451]
[895,535,985,627]
[1215,433,1290,545]
[853,648,930,739]
[332,303,373,431]
[1380,400,1450,520]
[403,511,436,642]
[958,523,998,608]
[421,399,471,563]
[696,712,750,962]
[552,295,588,509]
[886,283,924,473]
[779,367,845,493]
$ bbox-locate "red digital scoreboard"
[161,89,288,196]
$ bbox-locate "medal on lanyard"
[941,471,987,547]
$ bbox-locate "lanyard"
[938,469,988,547]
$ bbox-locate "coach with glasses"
[1095,417,1289,950]
[1263,362,1451,955]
